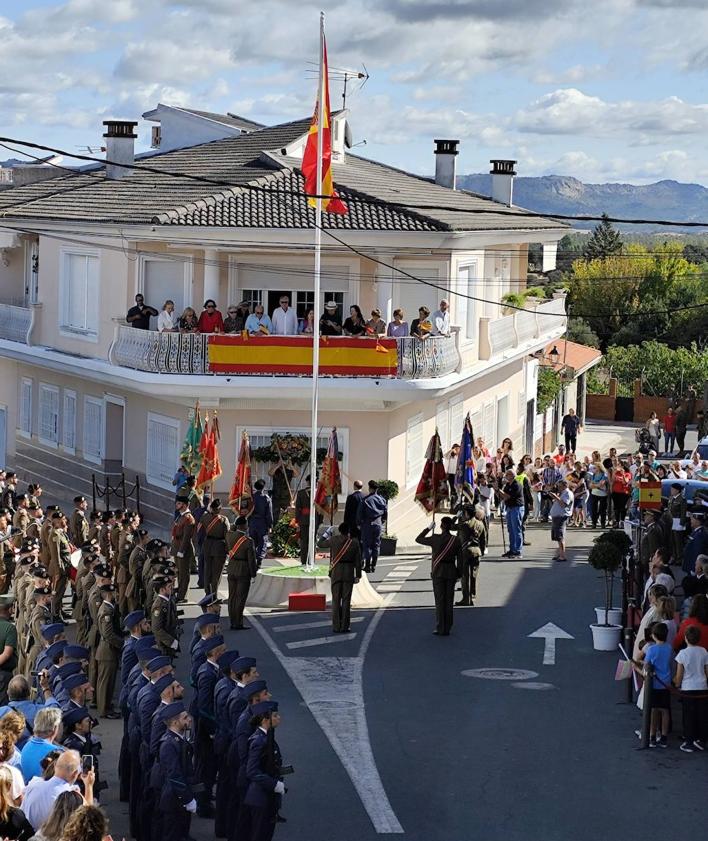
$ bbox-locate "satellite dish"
[344,121,353,149]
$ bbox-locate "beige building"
[0,106,567,540]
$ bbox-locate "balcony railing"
[110,326,462,380]
[480,297,566,360]
[0,303,32,344]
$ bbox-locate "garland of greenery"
[251,432,342,466]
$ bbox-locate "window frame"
[59,247,100,342]
[37,383,60,448]
[83,395,104,465]
[19,378,32,439]
[405,413,424,489]
[146,412,182,492]
[62,389,77,455]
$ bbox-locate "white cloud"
[532,64,605,85]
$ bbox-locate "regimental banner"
[208,335,398,377]
[638,480,662,510]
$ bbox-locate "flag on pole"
[301,35,348,215]
[638,480,662,510]
[454,413,476,505]
[415,430,449,513]
[229,431,254,518]
[315,427,342,519]
[196,415,222,492]
[180,402,202,475]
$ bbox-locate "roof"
[543,339,602,376]
[177,108,265,132]
[0,116,566,233]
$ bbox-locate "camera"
[81,755,94,774]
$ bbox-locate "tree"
[583,213,623,261]
[537,367,562,413]
[565,317,599,348]
[602,341,708,397]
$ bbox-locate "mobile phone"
[81,755,94,774]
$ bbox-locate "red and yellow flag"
[196,414,223,492]
[229,431,254,518]
[638,480,662,510]
[301,35,348,215]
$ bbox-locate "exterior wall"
[0,238,28,305]
[0,358,19,462]
[152,110,242,152]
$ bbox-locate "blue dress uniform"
[249,486,273,567]
[127,655,154,840]
[244,701,283,841]
[227,679,267,841]
[136,656,171,841]
[189,614,220,686]
[356,488,387,573]
[213,650,240,839]
[221,657,256,839]
[61,706,103,798]
[118,610,145,802]
[154,702,196,841]
[189,593,222,653]
[193,635,224,817]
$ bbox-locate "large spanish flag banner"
[638,479,662,510]
[208,335,397,377]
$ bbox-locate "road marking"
[527,622,574,665]
[386,571,411,578]
[286,633,357,649]
[512,681,556,690]
[377,584,403,592]
[394,565,418,571]
[273,617,364,633]
[462,668,539,681]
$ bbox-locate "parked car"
[660,478,708,506]
[692,436,708,461]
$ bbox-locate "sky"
[1,0,708,185]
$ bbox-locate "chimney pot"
[489,158,517,206]
[102,120,138,180]
[433,138,459,190]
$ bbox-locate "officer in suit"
[225,517,257,630]
[244,700,285,841]
[343,480,364,539]
[48,511,71,618]
[62,705,103,797]
[69,496,90,547]
[450,505,486,606]
[154,701,197,841]
[357,480,388,573]
[193,634,226,817]
[328,523,362,634]
[171,497,196,603]
[249,480,273,567]
[96,582,123,718]
[151,576,180,656]
[200,499,229,597]
[295,475,313,566]
[415,517,462,636]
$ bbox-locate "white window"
[482,401,496,450]
[83,396,103,464]
[19,378,32,438]
[62,390,76,453]
[406,413,424,488]
[435,403,449,452]
[147,413,181,491]
[496,394,509,449]
[455,263,479,341]
[38,384,59,446]
[60,250,99,339]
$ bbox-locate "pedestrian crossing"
[257,612,364,652]
[375,558,422,593]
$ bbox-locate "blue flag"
[454,413,475,504]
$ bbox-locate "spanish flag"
[301,30,348,215]
[638,480,662,510]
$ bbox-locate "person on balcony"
[197,300,224,334]
[366,308,386,337]
[245,305,272,336]
[431,300,450,336]
[298,309,315,335]
[179,307,199,333]
[271,295,298,335]
[386,308,408,338]
[126,294,158,330]
[223,303,248,334]
[320,301,342,336]
[410,306,432,339]
[343,305,367,337]
[157,300,178,333]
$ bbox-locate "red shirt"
[197,310,224,333]
[673,618,708,651]
[611,470,632,494]
[663,413,676,433]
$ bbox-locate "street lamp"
[548,345,560,364]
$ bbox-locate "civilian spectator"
[366,309,386,336]
[641,622,672,748]
[674,624,708,752]
[20,709,63,783]
[646,412,661,453]
[26,790,83,841]
[560,408,581,453]
[0,720,26,803]
[320,301,342,336]
[125,294,158,330]
[197,300,224,334]
[552,444,565,465]
[446,445,459,508]
[674,593,708,651]
[386,308,408,338]
[589,461,609,528]
[0,766,32,840]
[610,460,632,527]
[633,584,670,659]
[539,455,562,522]
[245,304,272,336]
[549,479,573,562]
[675,405,688,455]
[431,300,450,336]
[59,804,107,841]
[156,300,177,333]
[682,555,708,600]
[656,595,678,647]
[696,460,708,480]
[500,469,524,559]
[410,307,432,338]
[298,309,315,334]
[668,461,687,479]
[21,751,92,831]
[223,303,248,334]
[343,305,367,336]
[271,295,298,335]
[178,307,199,333]
[172,466,189,493]
[663,407,677,454]
[476,437,490,458]
[0,677,57,749]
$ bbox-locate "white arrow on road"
[527,622,574,665]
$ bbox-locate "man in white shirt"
[271,295,298,335]
[549,479,573,562]
[431,299,450,336]
[22,750,91,829]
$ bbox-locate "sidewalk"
[569,420,699,459]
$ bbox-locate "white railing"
[396,334,461,379]
[0,303,31,344]
[485,296,567,360]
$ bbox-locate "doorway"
[104,399,124,476]
[267,290,294,320]
[143,258,186,330]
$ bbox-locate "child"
[674,624,708,752]
[642,622,674,747]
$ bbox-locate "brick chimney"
[490,159,516,206]
[103,120,138,180]
[434,139,459,190]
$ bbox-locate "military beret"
[137,528,149,538]
[41,623,64,640]
[203,635,224,654]
[232,657,256,675]
[33,586,52,596]
[20,539,39,554]
[63,673,91,692]
[175,495,189,505]
[63,705,91,728]
[154,674,176,695]
[152,576,172,588]
[93,565,113,578]
[123,610,145,630]
[45,640,68,662]
[217,649,241,671]
[73,496,86,504]
[195,614,220,631]
[45,505,58,512]
[198,593,222,609]
[31,566,49,578]
[56,661,82,680]
[147,656,171,672]
[251,700,278,717]
[243,679,268,700]
[64,645,89,660]
[50,511,64,520]
[99,582,117,593]
[135,635,156,652]
[0,508,9,517]
[159,700,185,722]
[27,502,40,511]
[153,565,174,577]
[80,540,99,552]
[146,539,168,552]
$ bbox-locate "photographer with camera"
[61,706,106,800]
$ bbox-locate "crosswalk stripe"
[285,633,356,649]
[377,584,403,591]
[394,565,417,571]
[385,571,410,578]
[272,617,364,633]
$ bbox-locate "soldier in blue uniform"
[356,480,388,573]
[154,701,197,841]
[189,613,221,687]
[231,679,271,841]
[213,648,241,838]
[244,700,285,841]
[249,480,273,567]
[190,592,222,654]
[118,609,148,801]
[193,634,225,817]
[60,671,93,713]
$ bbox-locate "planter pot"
[594,607,622,626]
[380,536,397,556]
[590,623,622,651]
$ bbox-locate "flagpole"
[306,11,325,570]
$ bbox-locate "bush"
[588,540,623,623]
[271,514,299,558]
[524,286,547,299]
[594,529,632,555]
[501,292,527,309]
[375,479,399,501]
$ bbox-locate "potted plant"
[376,479,399,555]
[501,291,526,315]
[591,530,632,624]
[523,286,547,306]
[588,537,624,650]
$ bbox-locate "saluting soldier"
[225,517,257,630]
[48,511,71,618]
[96,581,123,718]
[69,496,90,547]
[415,516,463,636]
[200,499,229,597]
[328,523,362,634]
[171,498,196,603]
[152,576,180,657]
[450,504,487,607]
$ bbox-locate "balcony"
[109,328,462,380]
[479,297,566,360]
[0,303,32,344]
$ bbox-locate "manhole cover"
[511,681,555,690]
[461,668,539,681]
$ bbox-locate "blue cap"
[56,662,82,680]
[154,674,176,695]
[139,647,162,664]
[64,645,89,661]
[251,700,278,717]
[62,706,91,728]
[198,593,222,608]
[217,649,240,671]
[135,635,156,652]
[195,614,220,630]
[159,700,186,722]
[233,656,256,675]
[243,679,267,700]
[63,673,90,692]
[45,640,68,662]
[41,623,65,641]
[147,656,171,672]
[203,634,225,654]
[123,610,145,630]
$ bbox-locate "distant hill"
[457,174,708,230]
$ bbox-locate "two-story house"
[0,105,568,539]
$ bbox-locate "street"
[96,517,701,841]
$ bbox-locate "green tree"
[565,317,599,348]
[537,367,563,413]
[583,213,623,261]
[603,341,708,397]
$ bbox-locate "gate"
[615,396,634,422]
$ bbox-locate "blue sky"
[2,0,708,184]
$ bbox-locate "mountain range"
[457,174,708,229]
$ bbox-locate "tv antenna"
[77,145,106,154]
[305,62,370,108]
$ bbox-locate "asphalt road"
[95,520,699,841]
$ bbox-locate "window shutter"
[83,398,103,462]
[483,401,496,450]
[20,379,32,436]
[449,396,464,449]
[63,391,76,451]
[147,415,181,489]
[406,413,423,488]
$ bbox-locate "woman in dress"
[386,308,408,337]
[410,306,432,338]
[646,411,661,453]
[343,305,367,337]
[157,300,178,333]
